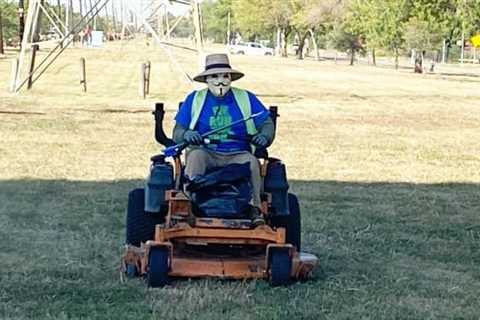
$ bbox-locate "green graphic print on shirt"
[208,105,233,141]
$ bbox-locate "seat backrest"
[254,106,278,159]
[153,103,175,147]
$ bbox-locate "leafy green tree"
[408,0,458,46]
[331,1,365,65]
[231,0,269,41]
[0,0,18,42]
[266,0,295,56]
[202,0,233,43]
[291,0,343,60]
[403,16,443,53]
[232,0,293,56]
[463,0,480,36]
[348,0,410,68]
[329,25,364,65]
[170,13,194,39]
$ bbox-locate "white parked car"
[229,42,274,56]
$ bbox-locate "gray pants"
[185,148,261,208]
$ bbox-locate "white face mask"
[206,73,232,97]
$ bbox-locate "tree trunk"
[421,50,426,73]
[308,29,319,61]
[414,51,423,73]
[350,47,355,65]
[371,48,376,66]
[394,47,399,70]
[282,27,290,57]
[0,9,4,55]
[276,27,281,56]
[296,32,309,60]
[445,41,450,62]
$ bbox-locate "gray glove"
[184,130,203,145]
[251,134,268,147]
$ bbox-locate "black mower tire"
[270,193,301,251]
[147,246,170,287]
[126,188,163,247]
[269,249,292,286]
[287,193,301,252]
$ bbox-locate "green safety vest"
[189,87,258,136]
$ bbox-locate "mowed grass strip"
[1,41,480,319]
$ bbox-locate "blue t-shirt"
[175,89,269,152]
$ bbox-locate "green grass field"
[1,41,480,319]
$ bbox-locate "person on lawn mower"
[173,53,275,227]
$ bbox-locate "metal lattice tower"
[11,0,203,93]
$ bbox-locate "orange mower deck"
[123,218,318,282]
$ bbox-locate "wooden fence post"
[145,61,151,95]
[139,63,146,98]
[80,57,87,92]
[27,45,39,90]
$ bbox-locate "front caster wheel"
[147,246,170,287]
[268,248,292,286]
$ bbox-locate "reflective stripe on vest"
[190,87,258,135]
[190,88,208,130]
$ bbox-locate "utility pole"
[461,24,465,64]
[18,0,25,47]
[192,0,204,69]
[0,9,4,55]
[461,0,466,65]
[226,10,230,45]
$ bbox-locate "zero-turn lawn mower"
[122,103,318,287]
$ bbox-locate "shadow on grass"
[0,110,47,115]
[1,178,479,319]
[437,72,480,78]
[74,108,153,114]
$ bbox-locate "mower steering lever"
[162,111,266,157]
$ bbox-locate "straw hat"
[193,53,244,83]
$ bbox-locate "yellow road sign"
[471,34,480,48]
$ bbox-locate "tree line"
[201,0,480,65]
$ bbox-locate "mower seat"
[186,162,252,219]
